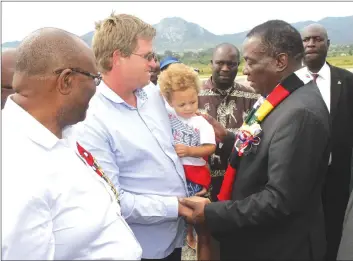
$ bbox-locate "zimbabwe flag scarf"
[217,73,305,201]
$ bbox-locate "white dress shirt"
[309,62,331,112]
[1,97,142,260]
[75,82,188,259]
[296,64,332,164]
[297,62,331,112]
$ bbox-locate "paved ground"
[182,245,197,260]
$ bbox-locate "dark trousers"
[141,248,182,261]
[322,165,350,261]
[210,176,224,202]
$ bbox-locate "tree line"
[157,44,353,75]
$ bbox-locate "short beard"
[213,79,235,90]
[304,56,326,72]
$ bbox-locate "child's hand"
[195,187,207,196]
[175,144,190,157]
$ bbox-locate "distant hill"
[2,15,353,52]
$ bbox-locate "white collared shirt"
[296,65,332,165]
[297,62,331,112]
[1,97,142,260]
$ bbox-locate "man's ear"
[57,69,73,95]
[275,53,289,72]
[112,50,123,67]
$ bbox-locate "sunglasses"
[55,68,102,86]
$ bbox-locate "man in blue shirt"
[76,13,190,260]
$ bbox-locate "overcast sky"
[2,1,353,43]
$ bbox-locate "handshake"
[178,196,211,228]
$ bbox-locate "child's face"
[169,88,198,119]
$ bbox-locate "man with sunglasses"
[2,27,142,260]
[76,13,189,261]
[1,48,16,109]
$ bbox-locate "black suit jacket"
[328,65,353,188]
[204,81,331,261]
[322,65,353,259]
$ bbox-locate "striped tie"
[311,73,319,84]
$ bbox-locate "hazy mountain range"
[2,15,353,53]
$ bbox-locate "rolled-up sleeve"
[76,117,179,225]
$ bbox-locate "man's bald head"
[1,48,17,109]
[2,48,17,64]
[2,48,16,87]
[302,23,328,40]
[11,27,98,129]
[15,27,92,77]
[212,43,240,62]
[301,23,330,72]
[211,43,241,90]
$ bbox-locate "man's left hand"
[179,196,211,225]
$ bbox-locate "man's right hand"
[178,199,193,218]
[196,112,228,142]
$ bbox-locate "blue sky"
[2,1,353,43]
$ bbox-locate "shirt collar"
[3,96,75,150]
[98,80,125,104]
[295,66,315,85]
[98,80,148,107]
[308,62,330,80]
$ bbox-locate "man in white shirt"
[2,27,142,260]
[300,23,353,261]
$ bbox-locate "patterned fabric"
[168,113,200,147]
[186,180,203,196]
[199,78,259,134]
[198,77,259,201]
[135,88,148,102]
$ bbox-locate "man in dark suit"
[301,23,353,261]
[180,20,331,261]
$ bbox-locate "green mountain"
[2,15,353,52]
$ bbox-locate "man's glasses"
[131,52,156,62]
[54,68,102,86]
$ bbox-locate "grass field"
[190,55,353,77]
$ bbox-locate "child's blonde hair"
[159,63,201,102]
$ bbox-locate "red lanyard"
[76,142,120,204]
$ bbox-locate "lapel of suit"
[329,64,342,120]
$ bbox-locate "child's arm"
[175,143,216,158]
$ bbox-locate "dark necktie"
[311,73,319,84]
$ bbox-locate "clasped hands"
[178,196,211,227]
